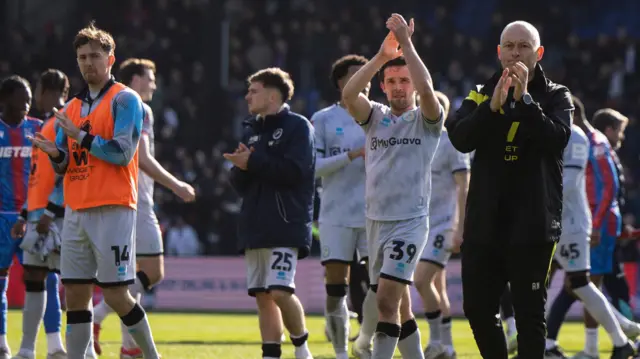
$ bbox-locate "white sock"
[584,328,599,356]
[505,317,517,336]
[46,332,64,353]
[355,290,377,349]
[441,318,454,353]
[611,305,637,331]
[93,299,113,325]
[291,332,311,357]
[0,334,7,348]
[545,338,558,350]
[426,311,442,345]
[574,283,627,347]
[121,320,139,349]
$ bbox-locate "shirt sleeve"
[312,111,351,178]
[420,104,445,137]
[446,87,502,153]
[77,90,143,166]
[590,143,619,232]
[46,175,65,207]
[141,103,154,136]
[448,141,471,174]
[49,124,69,175]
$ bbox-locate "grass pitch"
[5,310,622,358]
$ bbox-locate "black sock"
[546,288,577,340]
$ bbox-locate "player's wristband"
[19,209,28,221]
[46,202,65,218]
[80,132,95,150]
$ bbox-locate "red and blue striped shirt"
[585,128,621,237]
[0,116,43,213]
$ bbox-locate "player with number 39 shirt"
[342,14,443,359]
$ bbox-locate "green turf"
[4,310,624,358]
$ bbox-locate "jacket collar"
[487,63,548,93]
[243,103,291,127]
[73,76,117,104]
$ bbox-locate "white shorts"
[60,206,137,287]
[245,247,298,296]
[136,206,163,257]
[367,216,428,286]
[554,231,590,273]
[319,223,367,264]
[420,227,454,267]
[21,218,64,272]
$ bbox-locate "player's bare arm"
[342,32,405,124]
[139,134,195,202]
[452,170,470,252]
[386,14,440,124]
[341,61,379,124]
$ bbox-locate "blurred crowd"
[1,0,639,256]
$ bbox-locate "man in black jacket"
[225,67,315,359]
[445,21,573,359]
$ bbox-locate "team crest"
[381,117,392,127]
[248,135,259,144]
[335,127,344,136]
[402,110,417,122]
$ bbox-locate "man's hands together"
[378,14,415,62]
[224,143,254,171]
[490,62,530,112]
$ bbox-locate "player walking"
[30,22,160,359]
[544,100,638,359]
[342,14,444,359]
[312,54,371,359]
[0,76,43,359]
[92,58,195,358]
[226,67,315,359]
[415,91,469,359]
[10,70,70,359]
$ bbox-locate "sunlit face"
[605,123,627,150]
[380,65,415,112]
[76,41,114,85]
[498,25,543,73]
[245,81,277,115]
[133,68,157,102]
[4,86,32,119]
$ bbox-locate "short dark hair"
[73,21,115,54]
[330,54,368,89]
[434,91,450,118]
[572,95,586,124]
[39,69,69,93]
[592,108,628,133]
[378,57,407,83]
[118,58,156,86]
[247,67,294,102]
[0,75,30,102]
